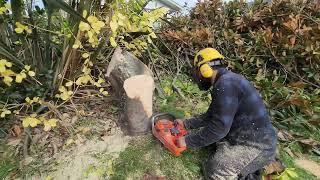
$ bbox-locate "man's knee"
[203,159,239,180]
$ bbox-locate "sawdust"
[32,133,129,180]
[295,158,320,178]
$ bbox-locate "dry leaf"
[289,36,296,46]
[264,159,285,174]
[284,147,295,157]
[12,125,22,136]
[277,130,294,142]
[298,138,319,150]
[308,120,320,127]
[289,81,306,89]
[7,138,21,146]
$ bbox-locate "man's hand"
[175,119,185,129]
[177,136,187,148]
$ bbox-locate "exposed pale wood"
[106,48,154,135]
[123,75,155,135]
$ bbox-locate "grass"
[111,136,209,180]
[111,137,318,180]
[0,141,18,179]
[0,160,16,179]
[279,151,316,179]
[112,76,318,179]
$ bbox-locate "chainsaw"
[151,113,188,156]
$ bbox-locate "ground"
[0,78,319,179]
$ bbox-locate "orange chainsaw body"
[151,113,187,156]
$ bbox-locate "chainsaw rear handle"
[150,113,176,129]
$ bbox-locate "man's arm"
[184,77,240,148]
[183,113,210,130]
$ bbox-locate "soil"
[20,98,131,180]
[42,133,130,180]
[295,158,320,178]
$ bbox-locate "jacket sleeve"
[185,77,240,148]
[183,113,210,130]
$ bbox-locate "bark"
[106,48,154,135]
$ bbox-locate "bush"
[161,0,320,141]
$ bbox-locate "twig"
[23,105,47,158]
[23,127,31,158]
[146,47,165,98]
[268,46,320,88]
[172,56,186,100]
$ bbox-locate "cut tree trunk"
[106,48,154,135]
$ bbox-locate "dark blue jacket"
[184,68,277,150]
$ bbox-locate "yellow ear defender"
[199,63,216,78]
[194,48,224,78]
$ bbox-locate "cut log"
[123,75,154,135]
[106,48,154,135]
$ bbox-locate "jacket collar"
[212,67,228,85]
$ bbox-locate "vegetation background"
[0,0,319,179]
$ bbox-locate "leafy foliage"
[0,0,166,134]
[162,0,320,144]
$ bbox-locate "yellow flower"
[16,71,27,83]
[22,116,41,128]
[15,22,32,34]
[110,20,118,33]
[43,118,58,131]
[87,16,98,24]
[149,32,157,38]
[0,7,7,15]
[102,91,109,96]
[82,10,88,18]
[3,76,13,86]
[28,71,35,77]
[56,86,73,100]
[0,109,11,118]
[65,81,73,87]
[0,59,12,72]
[15,74,23,83]
[25,28,32,34]
[99,88,109,96]
[110,36,117,47]
[91,20,105,33]
[72,40,82,49]
[24,65,31,71]
[79,21,91,31]
[25,97,31,103]
[81,66,91,75]
[25,96,40,104]
[75,75,92,85]
[82,53,90,58]
[97,77,105,84]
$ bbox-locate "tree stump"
[106,48,154,135]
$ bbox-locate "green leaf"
[11,0,24,22]
[0,42,24,66]
[42,0,88,23]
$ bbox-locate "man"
[176,48,277,180]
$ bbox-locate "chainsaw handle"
[150,113,176,129]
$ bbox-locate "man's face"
[192,67,212,91]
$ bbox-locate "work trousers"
[203,141,276,180]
